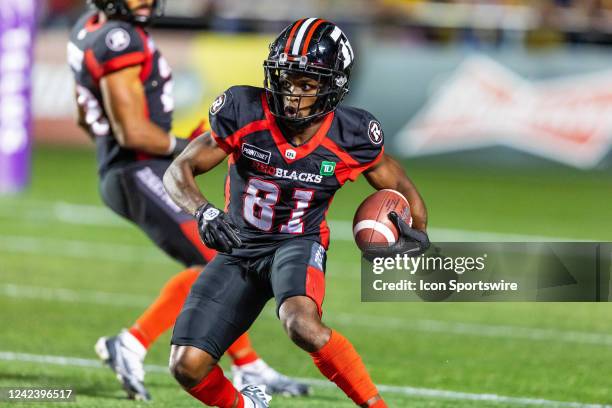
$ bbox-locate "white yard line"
[0,284,151,308]
[0,199,593,242]
[0,235,172,264]
[0,200,129,228]
[329,221,590,242]
[0,228,590,269]
[0,351,608,407]
[0,229,589,266]
[331,313,612,347]
[3,283,612,347]
[427,227,591,243]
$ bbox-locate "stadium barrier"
[34,29,612,168]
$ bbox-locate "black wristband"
[194,203,211,221]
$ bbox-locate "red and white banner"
[396,56,612,168]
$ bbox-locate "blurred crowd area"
[41,0,612,47]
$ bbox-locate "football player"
[67,0,308,401]
[164,18,429,407]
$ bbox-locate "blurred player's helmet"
[89,0,165,25]
[264,18,354,127]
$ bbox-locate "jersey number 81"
[243,178,314,234]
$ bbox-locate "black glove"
[362,211,430,261]
[194,203,242,254]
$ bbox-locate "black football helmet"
[264,18,354,127]
[89,0,165,25]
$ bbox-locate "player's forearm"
[74,95,92,135]
[365,155,428,231]
[164,133,229,215]
[396,177,428,231]
[101,67,187,156]
[163,159,209,216]
[116,121,180,155]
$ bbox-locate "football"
[352,189,412,252]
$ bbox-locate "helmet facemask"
[90,0,165,25]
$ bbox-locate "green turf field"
[1,146,612,407]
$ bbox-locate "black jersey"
[210,86,384,251]
[68,11,174,175]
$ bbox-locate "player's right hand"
[195,203,242,254]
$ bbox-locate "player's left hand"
[362,211,430,261]
[195,203,242,254]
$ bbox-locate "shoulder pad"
[87,20,146,76]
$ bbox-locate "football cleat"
[94,330,150,401]
[241,385,272,408]
[232,359,310,397]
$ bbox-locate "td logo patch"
[105,28,131,52]
[320,161,336,176]
[210,93,226,115]
[368,120,383,145]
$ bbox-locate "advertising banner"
[395,56,612,169]
[0,0,37,193]
[30,29,612,169]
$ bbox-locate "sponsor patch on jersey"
[309,242,326,271]
[242,143,271,164]
[320,161,336,176]
[210,93,226,115]
[285,149,297,160]
[368,120,383,145]
[105,28,131,52]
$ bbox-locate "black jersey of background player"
[67,11,173,175]
[210,86,385,252]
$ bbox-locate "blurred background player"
[164,19,428,408]
[67,0,308,400]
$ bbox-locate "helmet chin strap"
[278,109,325,134]
[279,118,311,133]
[132,14,151,25]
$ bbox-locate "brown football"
[352,189,412,252]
